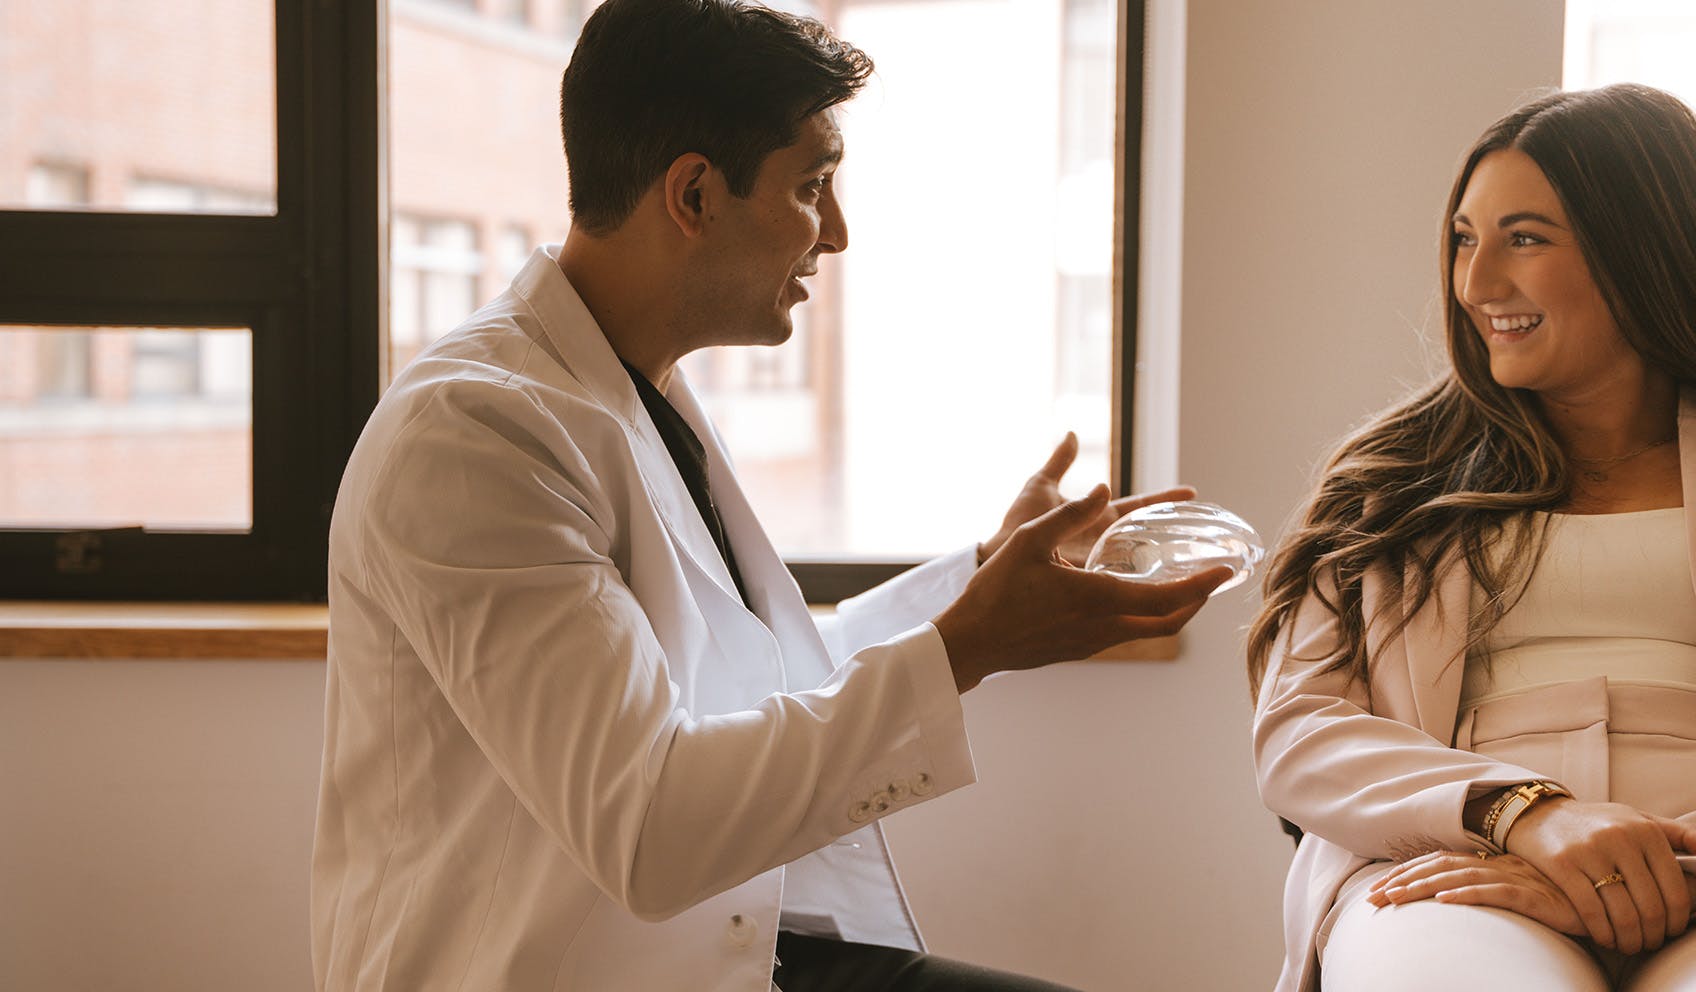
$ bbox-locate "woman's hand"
[1499,799,1696,954]
[1367,851,1585,937]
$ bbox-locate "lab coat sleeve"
[351,380,974,921]
[814,547,978,665]
[1252,571,1551,860]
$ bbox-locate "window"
[1565,0,1696,98]
[26,163,91,210]
[388,0,1143,598]
[3,3,278,215]
[0,2,379,598]
[389,215,483,372]
[4,0,1139,601]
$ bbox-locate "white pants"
[1320,863,1696,991]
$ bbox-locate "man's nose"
[817,190,848,254]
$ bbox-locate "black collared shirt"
[622,360,750,607]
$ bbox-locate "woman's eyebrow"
[1450,210,1567,230]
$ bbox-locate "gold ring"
[1593,872,1626,890]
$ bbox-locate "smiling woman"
[1248,84,1696,992]
[1451,148,1649,401]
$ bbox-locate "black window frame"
[0,0,1140,605]
[0,0,382,600]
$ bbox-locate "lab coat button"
[888,780,911,802]
[726,913,757,948]
[911,773,934,796]
[848,801,872,823]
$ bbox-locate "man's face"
[693,110,848,347]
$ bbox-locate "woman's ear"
[663,154,713,237]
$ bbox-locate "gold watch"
[1483,780,1572,853]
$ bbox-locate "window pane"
[716,0,1116,556]
[386,0,576,373]
[0,327,253,531]
[387,0,1116,559]
[1,1,277,214]
[390,213,483,371]
[1566,0,1696,97]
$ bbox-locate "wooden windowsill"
[0,603,1178,663]
[0,602,329,660]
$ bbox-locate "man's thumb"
[1024,484,1110,546]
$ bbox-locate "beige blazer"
[313,245,979,991]
[1252,389,1696,992]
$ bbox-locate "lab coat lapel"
[665,372,840,693]
[513,246,753,611]
[622,399,751,611]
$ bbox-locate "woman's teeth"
[1489,314,1543,332]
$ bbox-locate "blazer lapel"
[1680,387,1696,598]
[1398,550,1473,743]
[1397,384,1696,742]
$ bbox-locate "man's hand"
[937,486,1229,693]
[978,432,1196,567]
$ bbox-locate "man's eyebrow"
[1451,210,1567,229]
[802,147,844,173]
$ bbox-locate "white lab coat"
[312,245,980,991]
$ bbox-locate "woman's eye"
[1509,231,1542,247]
[1451,229,1475,248]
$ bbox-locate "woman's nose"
[1456,245,1509,307]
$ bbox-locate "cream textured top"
[1461,508,1696,710]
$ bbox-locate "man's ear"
[662,154,713,237]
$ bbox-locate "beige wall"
[0,2,1565,990]
[885,1,1563,989]
[0,659,325,991]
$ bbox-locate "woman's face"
[1451,148,1647,402]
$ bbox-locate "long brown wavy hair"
[1247,84,1696,697]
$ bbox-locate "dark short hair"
[559,0,874,234]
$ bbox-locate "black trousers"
[773,931,1084,992]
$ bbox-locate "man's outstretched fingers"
[1034,432,1080,483]
[1013,484,1110,552]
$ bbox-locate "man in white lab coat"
[310,1,1227,989]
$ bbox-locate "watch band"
[1484,780,1572,853]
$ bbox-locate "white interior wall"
[0,660,325,991]
[0,3,1565,990]
[886,1,1563,989]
